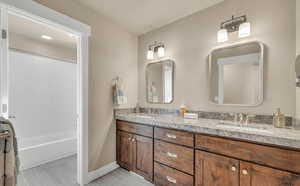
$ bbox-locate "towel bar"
[0,131,10,139]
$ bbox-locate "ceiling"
[8,13,77,49]
[77,0,224,35]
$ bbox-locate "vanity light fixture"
[157,45,165,58]
[217,28,228,43]
[217,15,251,43]
[41,35,53,40]
[147,47,154,60]
[146,41,165,60]
[239,22,251,38]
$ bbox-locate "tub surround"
[115,109,300,150]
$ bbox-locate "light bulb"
[41,35,53,40]
[217,29,228,43]
[147,48,154,60]
[157,45,165,58]
[239,22,251,38]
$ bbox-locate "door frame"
[0,0,91,185]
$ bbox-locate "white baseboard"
[19,137,77,170]
[87,161,119,183]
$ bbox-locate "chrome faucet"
[232,113,256,126]
[232,113,239,124]
[239,113,244,124]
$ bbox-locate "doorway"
[10,11,78,182]
[0,2,90,185]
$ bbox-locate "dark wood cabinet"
[116,131,133,170]
[154,162,194,186]
[154,140,194,175]
[133,135,153,181]
[195,150,239,186]
[154,127,194,147]
[196,134,300,174]
[116,122,154,182]
[240,162,300,186]
[117,120,300,186]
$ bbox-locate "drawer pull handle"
[166,133,177,139]
[242,169,248,175]
[167,152,178,158]
[166,176,177,184]
[231,166,237,172]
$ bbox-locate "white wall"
[9,50,77,169]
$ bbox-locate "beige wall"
[9,33,77,62]
[297,87,300,120]
[33,0,138,171]
[297,0,300,55]
[138,0,296,116]
[296,0,300,120]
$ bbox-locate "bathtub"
[18,131,77,170]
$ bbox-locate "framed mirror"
[209,41,264,106]
[146,59,174,104]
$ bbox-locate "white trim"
[87,162,119,183]
[0,0,91,36]
[77,35,89,185]
[0,7,9,117]
[0,1,90,185]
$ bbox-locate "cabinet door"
[133,135,153,182]
[195,150,239,186]
[240,162,300,186]
[117,131,133,170]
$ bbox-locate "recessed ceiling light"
[41,35,53,40]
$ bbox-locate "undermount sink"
[217,123,272,134]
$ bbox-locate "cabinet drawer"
[154,162,194,186]
[154,127,194,147]
[196,134,300,174]
[154,140,194,175]
[117,120,153,138]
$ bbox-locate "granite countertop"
[115,112,300,149]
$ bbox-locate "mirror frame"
[146,59,175,104]
[208,41,264,107]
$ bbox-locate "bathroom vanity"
[115,113,300,186]
[115,40,300,185]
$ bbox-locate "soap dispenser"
[273,108,286,128]
[180,104,187,117]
